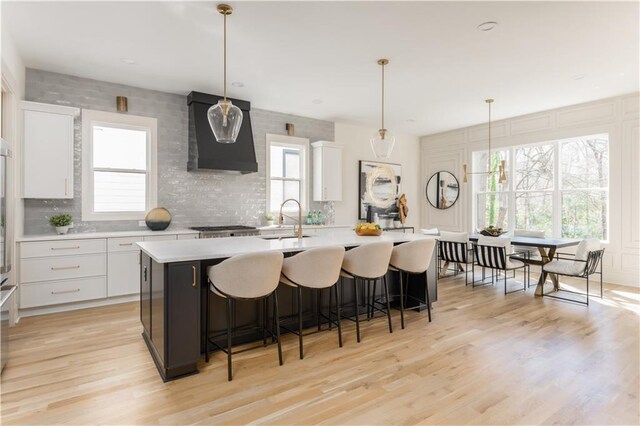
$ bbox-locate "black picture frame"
[358,160,402,220]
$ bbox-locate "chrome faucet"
[279,198,303,239]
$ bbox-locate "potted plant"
[49,213,73,235]
[265,213,275,227]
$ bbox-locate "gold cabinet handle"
[65,178,68,196]
[119,243,133,246]
[51,246,80,251]
[51,265,80,271]
[192,265,197,288]
[51,288,80,295]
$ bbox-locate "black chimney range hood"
[187,91,258,174]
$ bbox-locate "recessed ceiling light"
[477,21,498,31]
[312,99,323,105]
[120,58,137,65]
[231,81,244,87]
[572,74,587,80]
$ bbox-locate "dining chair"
[472,236,530,294]
[438,231,473,284]
[541,239,604,305]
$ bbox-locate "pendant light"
[463,98,507,184]
[370,59,395,159]
[207,4,243,144]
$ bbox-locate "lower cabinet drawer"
[20,276,107,309]
[20,254,107,283]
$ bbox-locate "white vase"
[55,226,69,235]
[266,220,274,227]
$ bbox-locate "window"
[473,134,609,241]
[81,110,157,221]
[266,134,309,213]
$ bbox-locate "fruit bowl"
[355,223,383,236]
[356,228,383,236]
[479,225,507,237]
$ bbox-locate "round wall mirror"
[426,171,459,209]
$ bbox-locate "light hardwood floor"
[1,275,638,425]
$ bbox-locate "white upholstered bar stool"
[205,251,284,381]
[389,238,437,329]
[279,246,346,359]
[340,241,394,343]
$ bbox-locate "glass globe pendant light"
[207,4,243,144]
[370,59,395,159]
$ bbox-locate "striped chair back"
[584,249,605,276]
[439,240,469,264]
[473,244,507,270]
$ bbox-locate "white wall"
[334,122,421,229]
[420,93,640,287]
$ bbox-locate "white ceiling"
[3,1,639,136]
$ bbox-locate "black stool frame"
[339,273,393,343]
[204,281,283,381]
[393,268,432,329]
[278,280,343,360]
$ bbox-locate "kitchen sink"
[260,234,312,240]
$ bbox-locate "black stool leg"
[425,271,432,322]
[354,277,361,343]
[329,283,333,330]
[316,288,321,332]
[205,282,210,362]
[399,271,405,329]
[335,281,343,348]
[262,298,267,347]
[383,275,393,333]
[226,297,233,381]
[274,290,283,365]
[298,286,304,360]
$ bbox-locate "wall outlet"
[138,220,146,227]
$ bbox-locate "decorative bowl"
[355,228,383,236]
[479,226,507,237]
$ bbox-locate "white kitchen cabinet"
[108,251,140,297]
[311,141,342,201]
[21,101,79,199]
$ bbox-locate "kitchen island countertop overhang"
[137,231,438,264]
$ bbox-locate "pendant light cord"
[488,100,492,171]
[223,12,227,100]
[381,62,385,130]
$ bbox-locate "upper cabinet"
[21,101,79,199]
[312,141,342,202]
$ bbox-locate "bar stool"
[389,238,436,329]
[205,251,284,381]
[340,241,394,342]
[279,246,346,359]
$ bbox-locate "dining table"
[468,234,581,296]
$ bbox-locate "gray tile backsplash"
[23,69,334,235]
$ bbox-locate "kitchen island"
[137,230,438,381]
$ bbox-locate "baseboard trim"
[18,294,139,319]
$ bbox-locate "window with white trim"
[473,134,609,241]
[266,134,309,213]
[81,110,157,221]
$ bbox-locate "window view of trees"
[560,136,609,239]
[473,134,609,240]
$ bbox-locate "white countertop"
[257,224,352,231]
[137,230,438,263]
[17,228,200,242]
